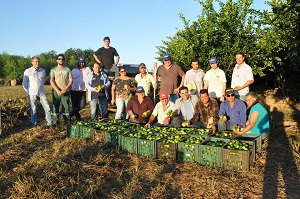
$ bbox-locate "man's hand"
[163,117,170,125]
[234,86,243,91]
[174,87,180,94]
[111,99,115,105]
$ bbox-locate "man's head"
[93,62,101,73]
[136,86,145,99]
[31,56,40,69]
[103,36,110,46]
[78,57,86,68]
[163,53,172,66]
[225,88,236,103]
[235,52,245,65]
[199,89,210,104]
[209,57,218,69]
[190,58,199,70]
[159,91,169,105]
[56,54,65,65]
[179,86,190,101]
[138,63,147,74]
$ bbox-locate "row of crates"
[66,121,261,171]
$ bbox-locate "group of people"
[22,36,270,139]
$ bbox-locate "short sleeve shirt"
[231,62,254,95]
[135,73,155,96]
[152,101,175,124]
[50,66,72,91]
[113,78,135,98]
[204,68,226,98]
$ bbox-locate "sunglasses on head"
[226,93,235,97]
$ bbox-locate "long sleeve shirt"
[172,95,199,120]
[126,95,154,123]
[71,67,92,91]
[189,98,219,126]
[219,99,247,127]
[85,71,111,101]
[22,66,46,96]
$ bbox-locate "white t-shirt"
[152,101,175,124]
[135,73,156,96]
[231,62,254,95]
[204,68,227,98]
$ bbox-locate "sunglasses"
[226,94,235,97]
[57,58,65,61]
[120,70,126,73]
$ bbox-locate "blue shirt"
[22,66,46,96]
[249,102,270,135]
[183,101,194,120]
[219,98,247,127]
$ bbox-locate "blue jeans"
[115,97,129,121]
[169,94,179,103]
[29,94,52,126]
[90,98,108,119]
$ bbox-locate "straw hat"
[186,79,197,95]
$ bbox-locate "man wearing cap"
[93,36,120,76]
[126,86,154,124]
[157,53,185,103]
[69,57,92,121]
[145,92,175,127]
[85,62,111,119]
[218,88,247,131]
[185,89,219,133]
[171,86,199,128]
[135,63,156,97]
[184,58,205,96]
[204,57,226,104]
[231,52,254,101]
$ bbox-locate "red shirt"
[126,95,154,123]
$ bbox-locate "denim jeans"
[52,90,70,124]
[70,91,86,120]
[115,97,129,121]
[90,98,108,119]
[29,94,52,126]
[169,94,179,103]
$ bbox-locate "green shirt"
[50,66,72,91]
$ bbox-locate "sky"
[0,0,270,71]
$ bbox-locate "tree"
[156,0,270,78]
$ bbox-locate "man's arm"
[113,55,120,66]
[22,71,29,93]
[93,54,102,64]
[235,80,254,91]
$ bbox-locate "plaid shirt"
[189,98,219,126]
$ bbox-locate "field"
[0,85,299,198]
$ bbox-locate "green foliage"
[157,0,271,77]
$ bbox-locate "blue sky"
[0,0,269,70]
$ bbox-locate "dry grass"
[0,86,299,198]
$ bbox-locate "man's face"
[179,89,189,100]
[160,98,168,105]
[225,93,236,103]
[163,59,172,66]
[236,54,245,65]
[191,61,199,70]
[139,65,146,74]
[200,93,209,104]
[32,58,40,69]
[56,56,65,65]
[137,92,145,99]
[210,63,218,69]
[93,63,100,73]
[104,39,110,46]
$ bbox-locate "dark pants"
[70,91,86,121]
[52,90,70,124]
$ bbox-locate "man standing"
[157,53,185,103]
[171,86,199,128]
[186,89,219,133]
[145,92,175,127]
[204,57,226,104]
[93,36,120,76]
[22,56,52,127]
[85,62,111,119]
[218,88,247,131]
[135,63,156,97]
[231,52,254,101]
[50,54,73,125]
[184,58,205,96]
[70,57,92,121]
[126,86,154,124]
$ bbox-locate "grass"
[0,85,299,198]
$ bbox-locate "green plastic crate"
[68,124,82,138]
[121,135,138,154]
[81,126,94,139]
[177,135,208,163]
[137,138,157,158]
[92,129,106,142]
[105,131,122,147]
[198,137,230,167]
[235,134,262,154]
[222,140,255,171]
[157,142,178,161]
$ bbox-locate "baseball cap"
[225,88,235,95]
[209,57,218,64]
[78,57,85,63]
[136,86,145,93]
[139,63,146,68]
[163,53,171,61]
[159,92,168,100]
[103,36,110,41]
